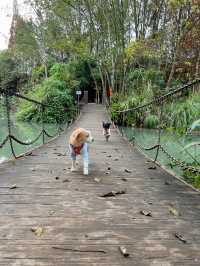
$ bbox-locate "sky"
[0,0,32,50]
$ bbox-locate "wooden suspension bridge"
[0,103,200,265]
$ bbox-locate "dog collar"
[71,144,84,155]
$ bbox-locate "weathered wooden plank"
[0,104,200,265]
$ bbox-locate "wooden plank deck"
[0,103,200,266]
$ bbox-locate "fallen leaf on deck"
[119,246,130,257]
[146,159,151,163]
[63,178,70,183]
[121,177,127,182]
[124,169,132,173]
[9,184,17,189]
[107,155,112,158]
[114,158,119,161]
[165,180,172,185]
[140,210,152,217]
[105,171,110,175]
[107,167,111,170]
[94,178,101,183]
[174,232,187,243]
[54,152,65,156]
[26,152,37,156]
[148,165,157,170]
[31,226,44,237]
[55,176,59,180]
[100,190,126,198]
[169,207,179,216]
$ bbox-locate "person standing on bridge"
[107,86,112,105]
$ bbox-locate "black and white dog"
[102,121,111,141]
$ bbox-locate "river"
[1,117,199,178]
[0,117,61,163]
[119,127,200,177]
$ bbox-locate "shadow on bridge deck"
[0,104,200,266]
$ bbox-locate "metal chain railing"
[130,139,200,174]
[0,88,71,159]
[111,78,200,174]
[116,78,200,113]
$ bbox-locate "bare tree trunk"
[195,51,200,78]
[166,47,178,88]
[99,65,106,104]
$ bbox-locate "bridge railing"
[0,89,75,160]
[110,79,200,175]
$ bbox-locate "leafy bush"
[49,63,69,81]
[110,93,149,126]
[144,115,159,129]
[32,65,46,82]
[17,78,75,123]
[164,94,200,133]
[144,69,165,89]
[183,166,200,188]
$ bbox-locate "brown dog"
[69,128,94,175]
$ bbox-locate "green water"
[0,117,61,163]
[120,127,200,176]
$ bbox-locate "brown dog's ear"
[76,132,82,141]
[73,128,80,136]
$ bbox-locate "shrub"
[17,78,75,123]
[49,63,69,81]
[144,115,159,129]
[183,168,200,188]
[110,94,148,126]
[164,94,200,133]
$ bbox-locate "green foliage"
[164,94,200,133]
[66,59,92,90]
[17,77,75,123]
[144,69,165,89]
[127,68,165,97]
[15,19,39,62]
[32,65,46,82]
[110,73,156,126]
[110,92,148,126]
[0,51,19,92]
[49,63,68,81]
[183,164,200,188]
[16,56,100,123]
[111,66,200,133]
[144,115,159,129]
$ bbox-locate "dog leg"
[83,160,88,175]
[71,160,76,172]
[82,143,89,175]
